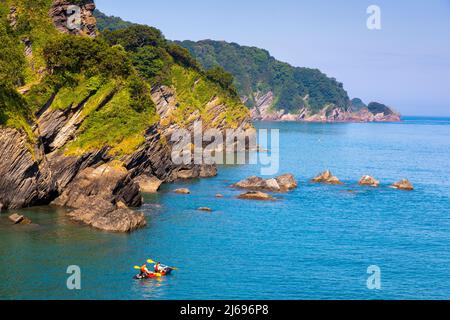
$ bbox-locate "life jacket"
[140,265,148,273]
[154,263,161,272]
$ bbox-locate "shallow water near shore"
[1,117,450,300]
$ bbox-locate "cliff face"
[0,1,250,232]
[50,0,97,37]
[250,91,400,122]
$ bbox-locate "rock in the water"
[68,198,146,233]
[233,174,297,192]
[134,175,162,193]
[51,162,145,232]
[392,179,414,191]
[174,188,190,194]
[198,207,213,212]
[359,175,380,187]
[312,170,343,185]
[53,162,142,209]
[238,191,275,201]
[199,165,218,178]
[8,214,32,225]
[9,213,24,224]
[275,174,298,191]
[215,194,224,198]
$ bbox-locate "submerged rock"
[233,174,297,192]
[8,214,32,225]
[198,207,213,212]
[9,214,24,224]
[392,179,414,191]
[134,175,163,193]
[359,175,380,187]
[312,170,343,185]
[174,188,191,194]
[238,191,275,201]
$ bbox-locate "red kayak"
[134,267,174,279]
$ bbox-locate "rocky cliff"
[50,0,97,37]
[0,0,250,232]
[250,91,400,122]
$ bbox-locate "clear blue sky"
[96,0,450,116]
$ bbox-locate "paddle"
[147,259,179,270]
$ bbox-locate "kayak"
[134,267,174,279]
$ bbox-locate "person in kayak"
[139,264,152,278]
[154,262,163,273]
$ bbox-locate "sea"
[1,117,449,300]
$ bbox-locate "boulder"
[276,174,298,191]
[9,213,24,224]
[174,188,191,194]
[312,170,343,185]
[134,175,163,193]
[238,191,275,201]
[8,214,32,225]
[198,207,213,212]
[359,175,380,187]
[53,162,142,208]
[233,174,297,193]
[51,162,145,233]
[199,165,218,178]
[392,179,414,191]
[67,198,146,233]
[176,168,198,180]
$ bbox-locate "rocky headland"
[0,0,251,232]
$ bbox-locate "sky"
[96,0,450,116]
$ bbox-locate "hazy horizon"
[96,0,450,117]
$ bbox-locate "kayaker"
[154,262,163,273]
[140,264,151,277]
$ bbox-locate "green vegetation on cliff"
[92,10,349,114]
[1,2,248,158]
[93,9,135,31]
[178,40,350,113]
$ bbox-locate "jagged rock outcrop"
[359,175,380,187]
[67,198,146,233]
[392,179,414,191]
[312,170,343,185]
[134,175,163,193]
[0,128,56,210]
[0,0,251,232]
[50,0,97,37]
[233,174,298,193]
[52,163,142,209]
[52,163,145,232]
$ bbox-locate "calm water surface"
[1,117,449,300]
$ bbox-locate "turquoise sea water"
[1,117,449,300]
